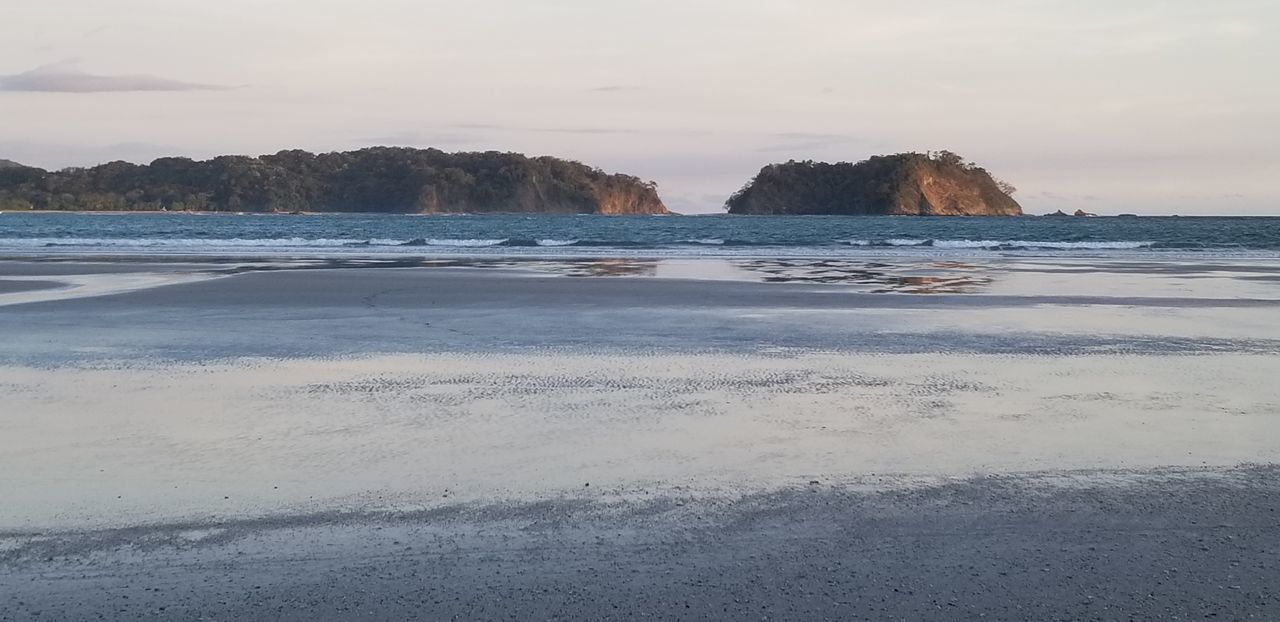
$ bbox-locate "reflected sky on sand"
[408,257,1280,298]
[6,254,1280,300]
[0,256,1004,306]
[407,257,995,293]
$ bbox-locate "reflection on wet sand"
[733,259,991,293]
[411,258,994,292]
[2,256,999,297]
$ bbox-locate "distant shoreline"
[6,210,1279,218]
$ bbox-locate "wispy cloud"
[0,63,224,93]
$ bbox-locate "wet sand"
[0,279,60,295]
[1,257,1278,620]
[4,467,1277,621]
[2,351,1278,530]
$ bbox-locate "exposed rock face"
[0,147,670,214]
[725,152,1022,216]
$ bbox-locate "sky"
[1,0,1276,215]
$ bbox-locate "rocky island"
[0,147,670,214]
[725,151,1022,216]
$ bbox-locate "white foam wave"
[837,239,930,246]
[0,237,372,248]
[421,238,508,247]
[0,236,1161,254]
[0,236,514,249]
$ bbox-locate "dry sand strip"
[2,465,1277,621]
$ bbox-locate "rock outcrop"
[725,152,1022,216]
[0,147,670,214]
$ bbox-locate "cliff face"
[725,152,1022,216]
[588,178,669,215]
[0,147,670,214]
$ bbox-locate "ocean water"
[1,213,1279,258]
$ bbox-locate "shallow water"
[3,213,1280,257]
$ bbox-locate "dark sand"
[2,261,1279,364]
[0,279,60,295]
[3,467,1276,621]
[1,258,1278,620]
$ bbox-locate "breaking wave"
[0,236,1173,253]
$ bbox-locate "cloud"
[0,63,224,93]
[588,85,636,93]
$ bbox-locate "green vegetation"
[0,148,668,214]
[725,151,1022,216]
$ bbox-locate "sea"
[2,213,1279,258]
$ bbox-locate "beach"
[2,256,1279,619]
[5,0,1277,614]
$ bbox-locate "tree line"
[0,147,666,214]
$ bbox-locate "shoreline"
[4,209,686,216]
[8,209,1280,217]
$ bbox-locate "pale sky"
[1,0,1276,214]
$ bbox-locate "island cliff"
[0,147,670,214]
[725,151,1022,216]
